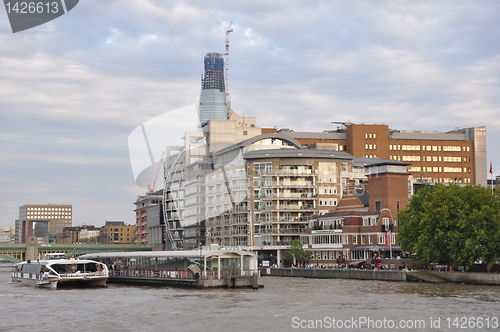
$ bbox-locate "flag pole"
[490,161,493,194]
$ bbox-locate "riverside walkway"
[262,267,500,286]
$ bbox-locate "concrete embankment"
[262,268,500,286]
[261,267,407,282]
[426,271,500,286]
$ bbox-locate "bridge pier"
[26,236,38,262]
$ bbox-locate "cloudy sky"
[1,0,499,229]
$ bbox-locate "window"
[382,217,389,229]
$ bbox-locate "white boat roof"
[79,249,256,260]
[18,258,103,265]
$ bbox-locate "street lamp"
[260,245,263,267]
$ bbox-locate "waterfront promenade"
[262,267,500,285]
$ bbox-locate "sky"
[1,0,499,229]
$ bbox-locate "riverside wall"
[261,268,407,282]
[426,271,500,286]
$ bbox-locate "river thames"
[1,264,499,332]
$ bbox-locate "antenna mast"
[208,12,233,110]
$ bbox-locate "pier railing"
[109,268,259,280]
[110,269,194,279]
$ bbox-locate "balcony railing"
[254,169,316,176]
[253,181,316,187]
[254,204,316,211]
[258,228,304,234]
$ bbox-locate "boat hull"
[57,276,108,288]
[12,274,58,288]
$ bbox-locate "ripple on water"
[1,271,500,332]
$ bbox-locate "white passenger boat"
[12,253,108,288]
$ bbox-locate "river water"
[1,263,499,332]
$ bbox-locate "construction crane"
[208,12,233,109]
[148,151,165,193]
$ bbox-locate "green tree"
[399,184,500,272]
[283,239,313,266]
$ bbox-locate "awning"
[350,246,381,252]
[350,245,401,252]
[349,259,366,266]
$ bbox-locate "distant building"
[487,175,500,191]
[79,226,101,244]
[0,226,15,243]
[134,190,164,250]
[16,204,72,243]
[55,226,83,244]
[102,221,135,244]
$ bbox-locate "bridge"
[0,241,153,263]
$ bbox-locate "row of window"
[311,233,396,245]
[365,144,377,150]
[27,207,71,211]
[390,145,472,152]
[364,133,378,139]
[320,187,338,194]
[409,166,471,173]
[319,200,338,206]
[392,155,472,163]
[349,233,396,245]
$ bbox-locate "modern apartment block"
[163,111,262,250]
[16,204,72,243]
[134,189,164,250]
[205,136,352,253]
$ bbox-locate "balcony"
[254,192,317,199]
[254,204,316,211]
[259,228,304,235]
[255,169,316,176]
[253,180,316,188]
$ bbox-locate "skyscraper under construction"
[198,52,228,128]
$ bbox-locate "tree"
[398,184,500,272]
[283,239,313,266]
